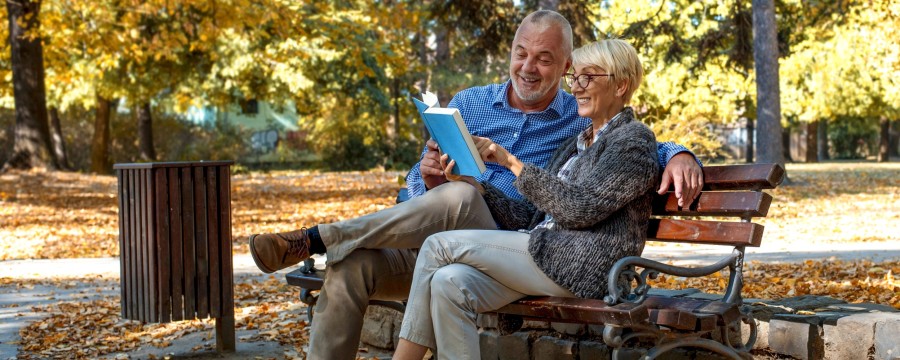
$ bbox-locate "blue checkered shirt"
[406,81,694,200]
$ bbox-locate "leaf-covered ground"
[0,169,404,260]
[4,274,310,359]
[1,163,899,358]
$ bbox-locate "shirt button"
[514,132,518,138]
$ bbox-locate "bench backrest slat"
[648,219,764,247]
[693,163,785,191]
[648,163,783,248]
[652,191,773,217]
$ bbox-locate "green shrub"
[828,116,879,159]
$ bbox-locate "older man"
[249,10,702,359]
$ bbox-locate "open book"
[412,92,487,177]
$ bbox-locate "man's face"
[508,22,571,106]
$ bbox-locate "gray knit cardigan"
[481,107,659,299]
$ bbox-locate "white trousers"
[399,229,575,360]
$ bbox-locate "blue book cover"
[412,92,487,177]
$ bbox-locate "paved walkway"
[642,240,900,265]
[3,243,899,359]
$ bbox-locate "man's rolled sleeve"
[657,142,703,168]
[404,145,431,199]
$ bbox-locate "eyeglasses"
[564,73,613,89]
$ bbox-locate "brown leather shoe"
[248,228,311,273]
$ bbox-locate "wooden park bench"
[286,163,785,359]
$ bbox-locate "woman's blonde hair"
[572,39,643,102]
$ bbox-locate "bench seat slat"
[282,271,740,331]
[494,297,649,327]
[653,191,772,217]
[286,270,324,289]
[648,308,717,331]
[642,296,741,326]
[649,219,764,247]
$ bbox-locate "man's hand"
[421,139,448,190]
[657,152,704,207]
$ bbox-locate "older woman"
[392,39,659,360]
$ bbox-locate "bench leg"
[643,338,748,360]
[216,315,236,352]
[300,288,318,323]
[723,311,758,353]
[298,288,405,323]
[604,323,752,360]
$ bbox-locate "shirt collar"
[576,109,628,153]
[495,80,566,119]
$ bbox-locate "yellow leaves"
[650,258,900,309]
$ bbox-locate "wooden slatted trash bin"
[114,161,236,352]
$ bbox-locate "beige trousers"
[307,182,497,360]
[398,230,574,359]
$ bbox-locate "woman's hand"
[473,136,524,176]
[440,154,485,194]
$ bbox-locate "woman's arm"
[472,136,581,230]
[480,181,538,230]
[438,154,537,230]
[516,122,660,229]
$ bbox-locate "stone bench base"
[358,294,900,359]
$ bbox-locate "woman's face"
[570,63,621,121]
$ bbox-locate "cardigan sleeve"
[480,135,577,230]
[480,181,538,230]
[514,122,660,229]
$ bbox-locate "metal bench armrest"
[605,248,745,305]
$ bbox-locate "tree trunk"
[413,29,430,142]
[392,79,401,142]
[879,116,890,162]
[137,102,155,161]
[434,24,452,107]
[539,0,559,10]
[782,129,793,162]
[752,0,785,166]
[891,119,899,158]
[806,121,818,163]
[817,119,829,160]
[385,78,400,166]
[2,0,57,172]
[557,2,596,47]
[48,107,71,170]
[91,96,112,174]
[745,117,754,163]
